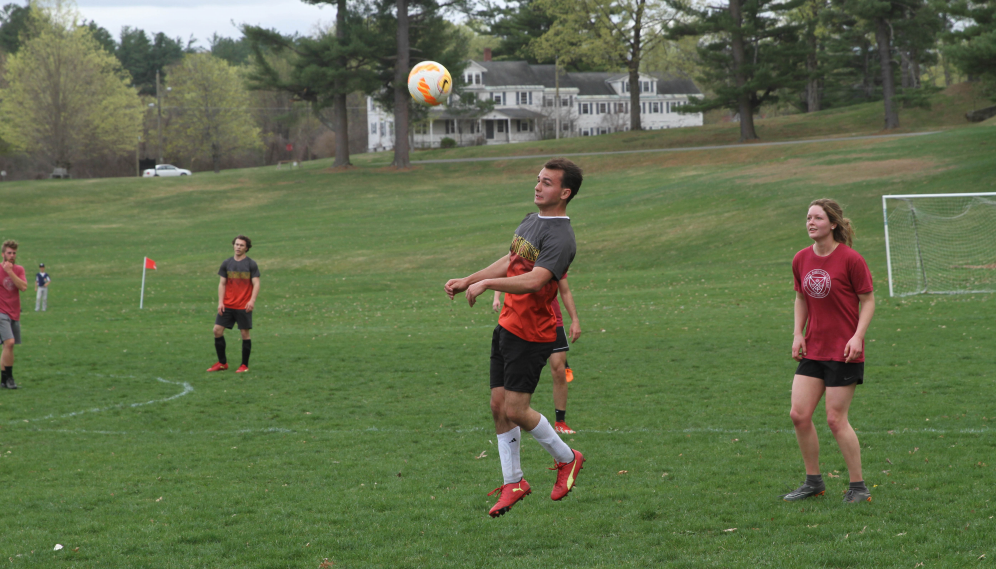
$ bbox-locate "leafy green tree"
[946,0,996,100]
[209,33,252,65]
[668,0,805,141]
[83,19,115,54]
[0,2,31,54]
[373,0,469,168]
[163,53,262,173]
[0,5,142,173]
[471,0,553,62]
[245,0,387,167]
[116,27,186,94]
[534,0,679,131]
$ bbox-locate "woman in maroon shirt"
[784,199,876,504]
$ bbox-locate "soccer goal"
[883,193,996,297]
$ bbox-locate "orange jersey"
[218,256,259,309]
[498,214,575,343]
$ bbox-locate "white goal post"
[883,192,996,297]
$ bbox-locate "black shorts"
[490,325,556,393]
[551,326,570,353]
[215,308,252,330]
[795,359,863,387]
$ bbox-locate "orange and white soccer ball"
[408,61,452,106]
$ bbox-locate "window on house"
[582,129,590,136]
[497,120,505,133]
[598,102,607,114]
[380,123,385,136]
[371,123,377,134]
[562,97,570,107]
[544,97,553,107]
[599,127,608,135]
[623,81,629,93]
[388,122,394,136]
[580,103,590,114]
[475,73,481,84]
[562,122,569,131]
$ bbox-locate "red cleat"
[488,479,531,517]
[565,367,574,382]
[206,362,229,372]
[235,365,249,373]
[550,449,584,501]
[554,421,576,435]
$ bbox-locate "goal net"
[883,193,996,297]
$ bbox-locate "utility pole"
[156,70,164,164]
[555,56,560,140]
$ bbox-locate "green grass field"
[0,96,994,567]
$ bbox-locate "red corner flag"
[145,257,157,270]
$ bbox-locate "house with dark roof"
[368,55,703,151]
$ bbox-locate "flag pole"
[140,258,147,309]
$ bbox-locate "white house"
[368,55,703,151]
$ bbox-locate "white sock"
[527,414,574,463]
[496,427,523,484]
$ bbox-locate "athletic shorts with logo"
[796,358,863,387]
[551,325,570,353]
[490,325,556,393]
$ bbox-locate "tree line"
[2,0,995,178]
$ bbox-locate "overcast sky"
[76,0,335,46]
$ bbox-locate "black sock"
[555,409,566,422]
[241,339,251,367]
[565,361,571,370]
[1,367,8,382]
[849,480,867,491]
[215,336,227,364]
[806,474,824,487]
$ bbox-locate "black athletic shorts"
[490,325,556,393]
[551,325,570,353]
[215,308,252,330]
[795,358,863,387]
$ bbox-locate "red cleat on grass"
[554,421,576,435]
[564,367,574,382]
[235,365,249,373]
[488,479,531,517]
[206,362,229,372]
[550,449,585,501]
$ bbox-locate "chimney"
[483,47,492,62]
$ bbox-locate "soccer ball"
[408,61,452,106]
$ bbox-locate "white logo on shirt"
[803,269,831,298]
[2,277,13,292]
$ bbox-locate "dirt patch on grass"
[726,157,947,186]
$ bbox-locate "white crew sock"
[527,414,575,464]
[496,427,523,484]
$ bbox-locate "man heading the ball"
[207,235,260,373]
[445,158,584,518]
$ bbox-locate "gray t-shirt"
[498,213,576,342]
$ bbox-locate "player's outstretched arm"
[792,291,808,361]
[445,254,510,300]
[466,266,554,307]
[217,277,227,315]
[843,291,875,363]
[558,277,581,342]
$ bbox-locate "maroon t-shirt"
[0,264,25,320]
[793,244,873,363]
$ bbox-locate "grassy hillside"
[357,82,988,165]
[0,116,993,567]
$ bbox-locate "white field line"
[7,377,193,426]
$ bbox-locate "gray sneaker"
[781,482,826,501]
[843,488,871,503]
